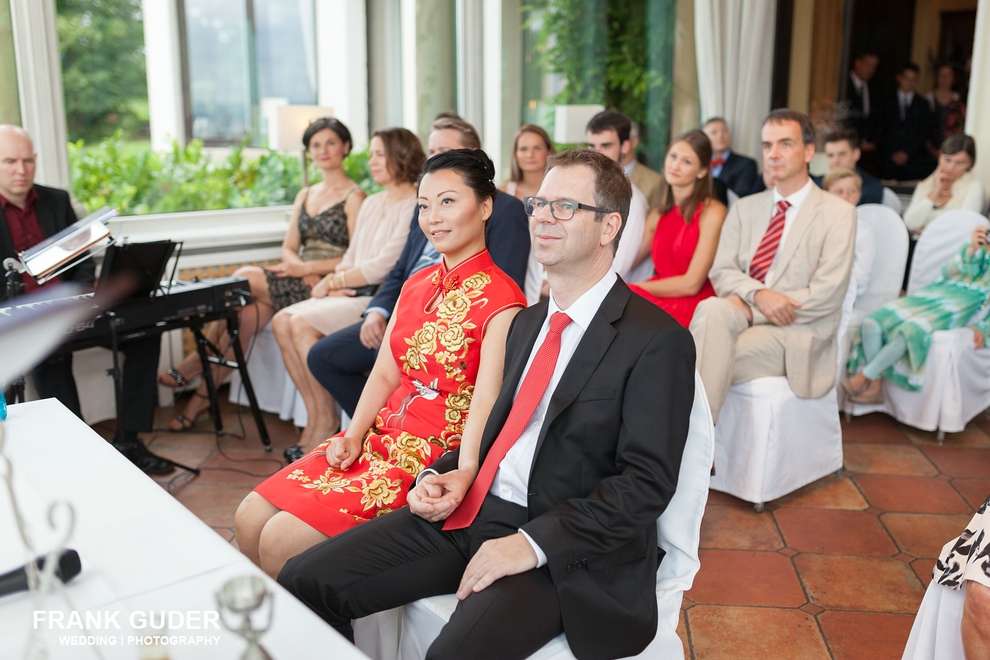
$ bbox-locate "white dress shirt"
[765,178,814,284]
[898,91,915,121]
[491,268,618,565]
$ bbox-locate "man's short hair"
[545,149,631,255]
[822,166,862,191]
[854,51,878,62]
[823,127,860,149]
[585,110,632,144]
[763,108,816,146]
[703,117,728,129]
[900,62,921,75]
[430,115,482,150]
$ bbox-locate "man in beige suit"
[622,121,663,211]
[690,109,856,421]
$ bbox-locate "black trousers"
[32,334,161,435]
[278,497,564,660]
[306,321,377,417]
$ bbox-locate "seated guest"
[813,128,884,205]
[926,63,966,151]
[278,149,695,660]
[235,150,526,579]
[904,133,985,237]
[703,117,759,198]
[690,109,856,421]
[622,120,664,210]
[585,110,649,280]
[878,63,936,181]
[499,124,556,304]
[302,115,529,448]
[273,128,424,455]
[0,125,168,474]
[842,223,990,402]
[822,168,875,311]
[629,129,727,327]
[159,117,364,430]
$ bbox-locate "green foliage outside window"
[68,132,380,216]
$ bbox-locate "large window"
[182,0,317,146]
[0,0,18,125]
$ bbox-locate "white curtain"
[695,0,777,164]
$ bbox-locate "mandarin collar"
[430,249,493,294]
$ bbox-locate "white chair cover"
[356,372,715,660]
[228,323,308,427]
[882,187,903,215]
[852,204,909,320]
[845,211,990,433]
[902,580,967,659]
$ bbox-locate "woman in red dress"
[628,130,727,327]
[235,150,527,578]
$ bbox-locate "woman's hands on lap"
[328,434,363,470]
[266,260,309,279]
[968,226,988,257]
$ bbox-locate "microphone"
[0,549,82,598]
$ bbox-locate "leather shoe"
[113,441,176,475]
[283,445,306,463]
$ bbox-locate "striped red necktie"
[749,200,791,283]
[443,312,573,531]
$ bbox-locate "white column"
[456,0,484,133]
[966,0,990,193]
[9,0,69,188]
[315,0,369,149]
[142,0,186,151]
[481,0,502,177]
[400,0,419,134]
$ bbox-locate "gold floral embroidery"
[286,469,311,483]
[402,347,424,372]
[360,476,403,510]
[411,322,439,354]
[439,323,467,352]
[303,470,359,494]
[436,290,471,323]
[462,272,491,290]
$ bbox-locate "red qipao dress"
[628,205,714,327]
[253,250,526,536]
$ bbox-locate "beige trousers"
[689,297,788,423]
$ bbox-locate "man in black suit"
[304,115,529,421]
[278,149,695,659]
[878,63,937,181]
[703,117,759,197]
[0,125,169,474]
[813,128,885,205]
[842,51,879,149]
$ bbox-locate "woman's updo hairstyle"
[419,148,498,205]
[302,117,352,155]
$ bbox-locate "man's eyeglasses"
[523,196,613,221]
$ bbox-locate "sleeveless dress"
[254,250,526,536]
[628,205,715,327]
[265,188,354,312]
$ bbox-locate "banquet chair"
[882,187,903,215]
[843,210,990,439]
[355,371,715,660]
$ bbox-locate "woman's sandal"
[168,393,211,432]
[158,368,200,389]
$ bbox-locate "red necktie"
[749,200,791,283]
[443,312,573,531]
[711,156,725,169]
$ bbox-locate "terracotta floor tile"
[775,476,868,510]
[795,554,924,612]
[197,449,286,485]
[819,611,916,660]
[911,558,936,588]
[904,424,990,448]
[856,475,971,514]
[841,413,910,444]
[952,478,990,510]
[882,513,972,559]
[843,444,938,476]
[706,489,753,508]
[686,606,829,660]
[921,446,990,478]
[172,482,254,527]
[688,550,806,607]
[775,509,898,556]
[700,505,784,551]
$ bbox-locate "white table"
[0,399,368,660]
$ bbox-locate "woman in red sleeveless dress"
[628,130,727,327]
[235,150,526,578]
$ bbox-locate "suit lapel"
[34,187,60,239]
[527,280,628,480]
[0,205,15,261]
[768,185,821,287]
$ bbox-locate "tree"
[56,0,149,143]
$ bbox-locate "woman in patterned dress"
[628,130,726,327]
[235,149,527,578]
[842,223,990,403]
[159,118,365,430]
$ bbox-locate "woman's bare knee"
[257,512,328,579]
[234,493,280,563]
